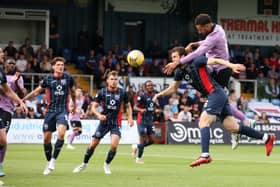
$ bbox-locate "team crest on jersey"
[184,74,193,84]
[114,94,120,100]
[61,79,66,85]
[43,123,48,130]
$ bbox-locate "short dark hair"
[107,70,118,78]
[170,46,186,57]
[195,14,212,26]
[51,57,65,66]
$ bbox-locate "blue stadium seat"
[145,58,153,66]
[250,98,259,102]
[245,111,255,119]
[62,48,72,62]
[271,99,280,106]
[260,98,269,103]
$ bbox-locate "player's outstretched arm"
[207,58,246,73]
[22,86,44,102]
[152,81,181,102]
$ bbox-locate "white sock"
[201,152,209,157]
[262,133,268,143]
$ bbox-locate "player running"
[73,71,134,174]
[23,57,76,175]
[131,80,158,164]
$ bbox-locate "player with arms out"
[73,70,134,174]
[155,47,275,167]
[131,80,158,164]
[23,57,76,175]
[0,49,27,177]
[67,88,84,150]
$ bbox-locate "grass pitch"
[3,144,280,187]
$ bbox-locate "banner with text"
[167,122,280,145]
[8,119,139,144]
[218,17,280,46]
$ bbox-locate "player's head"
[106,70,118,89]
[170,46,186,62]
[0,48,4,64]
[194,13,213,35]
[75,88,83,97]
[5,58,16,74]
[144,80,154,93]
[51,57,65,74]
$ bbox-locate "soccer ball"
[127,50,145,67]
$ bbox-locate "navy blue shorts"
[137,121,155,135]
[204,87,232,121]
[93,121,121,139]
[70,121,82,128]
[0,109,12,133]
[43,111,69,132]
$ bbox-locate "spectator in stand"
[246,62,257,79]
[127,66,136,77]
[237,95,248,112]
[153,105,164,123]
[253,47,263,68]
[256,71,268,99]
[48,48,54,60]
[82,91,94,114]
[40,55,52,73]
[190,103,200,122]
[179,94,193,111]
[259,112,270,124]
[149,59,162,77]
[230,45,243,63]
[16,53,28,73]
[147,39,162,59]
[26,107,39,119]
[267,51,279,68]
[243,47,253,66]
[13,106,26,119]
[31,57,41,73]
[19,38,34,58]
[136,65,147,77]
[36,42,49,61]
[265,77,280,100]
[163,97,176,121]
[178,105,192,122]
[267,65,279,80]
[85,50,98,75]
[4,41,17,59]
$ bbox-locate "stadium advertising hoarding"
[8,119,139,144]
[217,0,280,46]
[167,122,280,145]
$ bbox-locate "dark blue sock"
[53,139,64,159]
[105,149,116,164]
[144,139,153,147]
[84,147,95,164]
[137,144,144,158]
[200,127,210,153]
[239,124,264,139]
[44,143,52,161]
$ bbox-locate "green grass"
[2,144,280,187]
